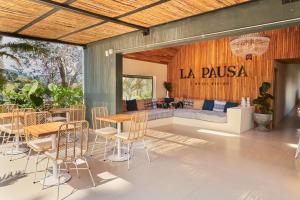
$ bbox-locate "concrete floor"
[0,111,300,200]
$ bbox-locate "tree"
[9,39,83,87]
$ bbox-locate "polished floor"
[0,111,300,200]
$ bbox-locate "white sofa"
[124,106,254,134]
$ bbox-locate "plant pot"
[253,113,272,131]
[166,91,169,98]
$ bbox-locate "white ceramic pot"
[253,113,272,131]
[166,91,169,98]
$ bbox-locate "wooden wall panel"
[167,26,300,102]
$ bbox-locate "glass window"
[122,75,153,100]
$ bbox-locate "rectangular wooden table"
[24,122,71,186]
[96,114,132,162]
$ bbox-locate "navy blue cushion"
[126,99,138,111]
[202,100,214,111]
[164,98,174,104]
[224,102,238,112]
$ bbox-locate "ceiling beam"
[0,31,85,47]
[57,0,170,40]
[33,0,150,35]
[15,0,77,33]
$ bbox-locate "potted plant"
[253,82,274,131]
[163,82,172,98]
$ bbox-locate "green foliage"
[163,82,172,92]
[122,77,152,100]
[253,82,274,114]
[4,80,47,109]
[48,83,83,108]
[0,71,7,92]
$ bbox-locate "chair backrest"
[69,104,86,122]
[128,112,148,140]
[24,111,51,140]
[56,121,89,161]
[0,104,18,113]
[91,107,110,129]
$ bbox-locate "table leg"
[40,134,71,186]
[107,122,130,162]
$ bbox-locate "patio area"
[1,0,300,200]
[1,115,300,200]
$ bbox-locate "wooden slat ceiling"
[0,0,249,45]
[124,46,181,64]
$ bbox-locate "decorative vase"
[246,97,251,107]
[241,97,246,107]
[253,113,272,131]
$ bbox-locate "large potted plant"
[253,82,274,131]
[163,82,172,98]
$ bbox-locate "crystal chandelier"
[230,33,270,60]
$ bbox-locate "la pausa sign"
[179,65,247,79]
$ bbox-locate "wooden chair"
[90,107,117,160]
[68,104,86,122]
[0,104,18,113]
[114,111,150,170]
[42,121,95,200]
[23,111,53,183]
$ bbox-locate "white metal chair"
[23,111,53,183]
[114,111,150,170]
[1,108,34,159]
[90,107,117,160]
[68,104,86,122]
[42,121,95,200]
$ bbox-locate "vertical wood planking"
[167,26,300,102]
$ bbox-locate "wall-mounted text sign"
[179,65,247,79]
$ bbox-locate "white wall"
[123,58,167,98]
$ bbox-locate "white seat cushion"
[28,137,52,151]
[47,116,67,122]
[116,132,129,140]
[0,124,23,135]
[94,127,117,135]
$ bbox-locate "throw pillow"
[152,99,158,109]
[137,100,145,110]
[213,100,226,112]
[224,102,239,112]
[126,99,138,111]
[144,99,153,110]
[193,99,204,109]
[183,98,194,108]
[202,100,214,111]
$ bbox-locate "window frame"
[122,74,154,100]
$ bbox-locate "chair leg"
[9,136,16,161]
[74,160,79,178]
[143,139,151,164]
[85,157,95,187]
[295,138,300,158]
[90,134,98,156]
[42,158,50,189]
[33,152,40,183]
[104,137,108,161]
[127,143,130,170]
[57,164,61,200]
[24,148,32,173]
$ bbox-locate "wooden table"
[24,122,71,186]
[49,108,69,114]
[97,114,132,162]
[0,112,28,155]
